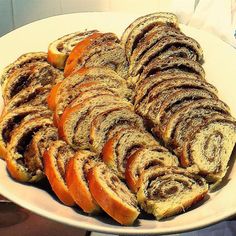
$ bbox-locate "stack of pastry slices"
[0,12,235,225]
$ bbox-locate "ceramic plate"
[0,12,236,235]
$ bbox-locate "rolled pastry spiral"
[137,166,208,220]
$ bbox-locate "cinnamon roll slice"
[135,77,217,118]
[162,98,231,146]
[0,106,51,160]
[87,163,140,225]
[121,12,179,61]
[181,114,236,185]
[43,140,75,206]
[47,67,132,112]
[0,52,47,90]
[64,32,128,78]
[130,34,203,77]
[2,85,50,115]
[102,127,160,179]
[3,62,63,104]
[58,94,132,150]
[125,148,179,192]
[90,107,145,153]
[65,150,101,213]
[139,56,205,83]
[137,166,208,219]
[6,117,54,182]
[48,30,98,69]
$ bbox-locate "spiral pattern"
[137,166,208,219]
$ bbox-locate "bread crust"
[87,164,140,225]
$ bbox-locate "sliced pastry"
[48,30,98,69]
[121,12,179,61]
[3,62,63,104]
[58,94,132,150]
[87,163,140,225]
[65,150,101,213]
[180,114,236,185]
[0,52,47,90]
[0,106,51,160]
[64,32,128,78]
[90,107,145,153]
[125,147,179,192]
[6,117,54,182]
[43,140,75,206]
[102,127,160,179]
[137,166,208,219]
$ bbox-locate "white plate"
[0,12,236,235]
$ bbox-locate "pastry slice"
[135,77,217,118]
[48,30,98,69]
[2,85,50,115]
[58,94,132,150]
[125,147,179,192]
[137,166,208,219]
[64,32,128,78]
[90,107,145,153]
[65,150,101,213]
[0,52,47,90]
[121,12,179,61]
[0,106,51,160]
[47,67,132,111]
[181,114,236,185]
[130,34,203,77]
[3,62,63,104]
[139,56,205,83]
[43,140,75,206]
[87,163,140,225]
[6,117,53,182]
[102,127,160,178]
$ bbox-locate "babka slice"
[3,62,63,104]
[43,140,75,206]
[0,52,47,90]
[48,30,98,69]
[2,85,50,115]
[87,163,140,225]
[180,114,236,185]
[137,166,208,219]
[125,147,179,192]
[121,12,179,61]
[64,32,128,78]
[47,67,132,111]
[129,34,203,77]
[0,106,51,160]
[65,150,101,213]
[102,127,160,179]
[90,107,145,153]
[6,117,53,182]
[58,94,132,150]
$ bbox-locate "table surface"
[1,198,235,236]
